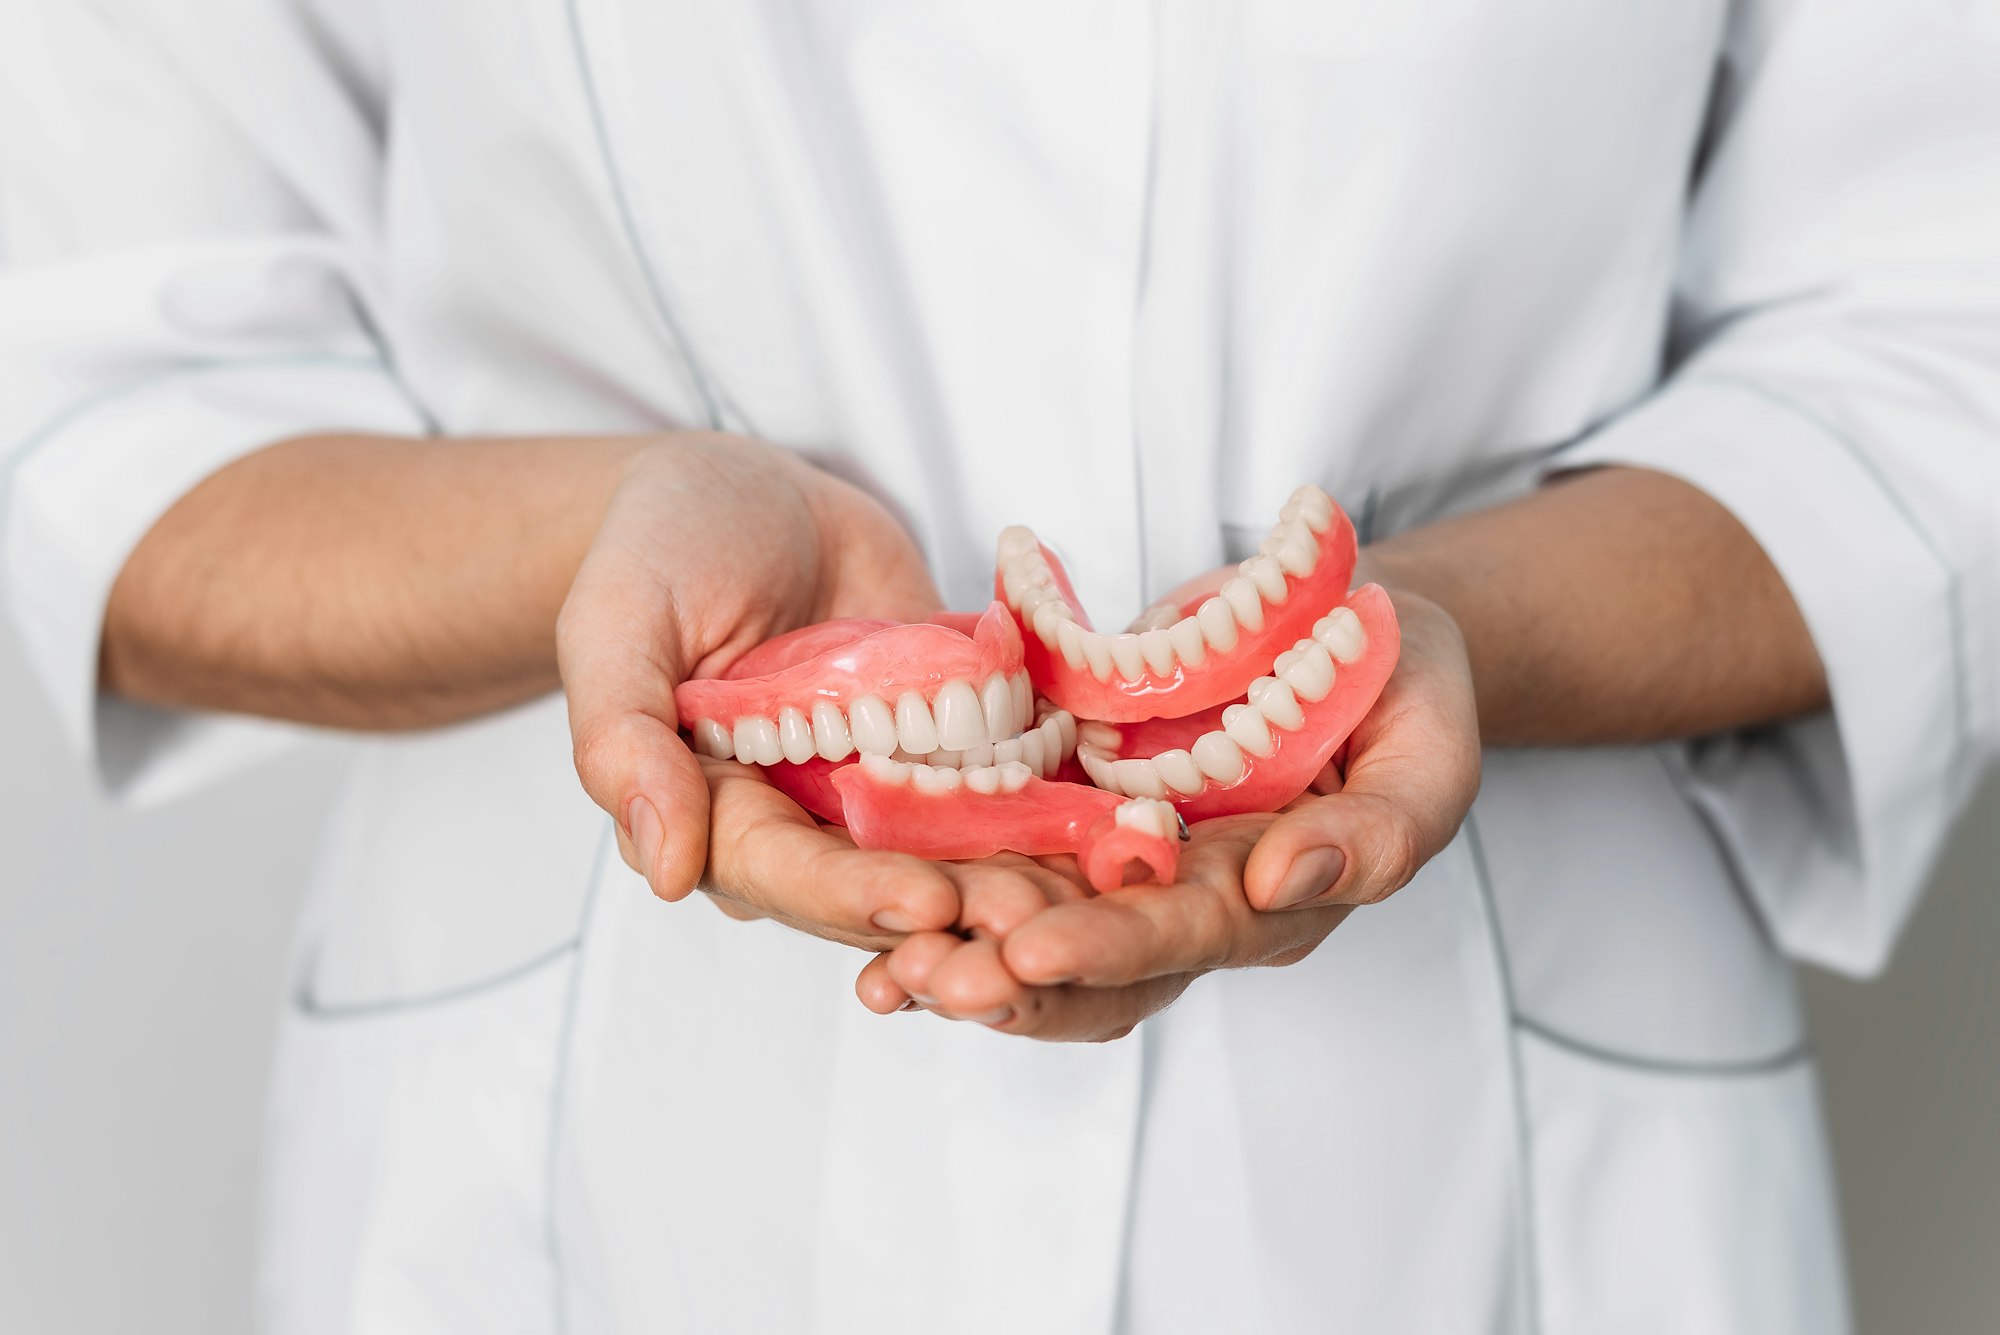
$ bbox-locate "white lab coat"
[5,2,1998,1331]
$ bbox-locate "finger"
[944,857,1080,940]
[998,974,1197,1044]
[854,953,912,1015]
[926,938,1028,1025]
[881,932,967,1007]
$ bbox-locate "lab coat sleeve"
[1553,0,2000,974]
[0,4,426,804]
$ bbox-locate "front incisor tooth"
[1109,633,1147,680]
[848,695,899,755]
[1056,619,1090,671]
[1010,672,1033,729]
[1248,676,1304,730]
[1280,643,1337,702]
[1139,629,1177,676]
[1191,732,1247,784]
[1197,597,1240,652]
[932,680,987,750]
[859,752,908,784]
[894,692,940,754]
[980,676,1016,742]
[777,707,816,764]
[734,716,783,766]
[1242,554,1289,603]
[1223,703,1275,757]
[1314,605,1368,664]
[693,719,733,759]
[1081,632,1116,681]
[811,701,853,760]
[1168,617,1208,668]
[1221,578,1266,632]
[1151,748,1206,795]
[1111,758,1170,799]
[965,765,1003,795]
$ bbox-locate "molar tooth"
[1196,597,1240,652]
[692,719,733,759]
[1168,617,1208,668]
[1031,601,1069,647]
[859,752,908,784]
[965,765,1003,795]
[1191,732,1248,784]
[1078,721,1122,752]
[1242,554,1289,603]
[1109,633,1147,680]
[1221,578,1266,632]
[1314,605,1368,664]
[910,764,962,795]
[1248,677,1304,731]
[980,675,1016,742]
[996,525,1041,562]
[1081,632,1115,681]
[1114,798,1176,840]
[1272,523,1319,576]
[733,715,783,766]
[1280,643,1337,702]
[894,692,940,753]
[1111,758,1169,800]
[848,695,899,755]
[1010,672,1033,730]
[1139,629,1177,676]
[1287,485,1335,533]
[810,701,853,761]
[932,679,987,750]
[996,760,1034,792]
[1056,619,1089,671]
[1000,560,1033,605]
[1223,703,1275,757]
[778,707,817,764]
[1273,647,1307,677]
[1151,748,1206,796]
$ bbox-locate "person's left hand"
[853,586,1481,1041]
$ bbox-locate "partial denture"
[993,485,1356,722]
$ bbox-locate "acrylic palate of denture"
[994,484,1357,723]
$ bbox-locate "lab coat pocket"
[1519,1026,1851,1335]
[260,943,575,1335]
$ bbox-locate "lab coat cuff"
[3,358,428,804]
[1548,375,1961,974]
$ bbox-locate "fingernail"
[898,999,921,1013]
[626,797,663,879]
[871,910,920,934]
[1270,847,1344,910]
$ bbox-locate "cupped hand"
[854,588,1481,1041]
[558,434,941,904]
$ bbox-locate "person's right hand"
[557,433,949,923]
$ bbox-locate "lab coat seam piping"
[562,0,725,433]
[545,820,615,1335]
[292,937,580,1021]
[1511,1016,1813,1078]
[1463,809,1543,1335]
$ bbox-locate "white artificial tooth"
[1040,715,1070,766]
[965,765,1003,795]
[859,752,909,784]
[1221,578,1266,632]
[1197,597,1240,652]
[1081,632,1115,681]
[992,737,1023,766]
[1018,729,1047,776]
[1274,647,1307,676]
[996,525,1041,562]
[810,701,853,761]
[692,719,733,759]
[1273,524,1319,576]
[891,747,921,764]
[1000,560,1032,605]
[1280,643,1337,702]
[911,764,962,795]
[1111,758,1169,800]
[894,691,941,754]
[1242,554,1289,603]
[1050,709,1078,758]
[1078,746,1118,791]
[1109,633,1147,679]
[1011,672,1033,730]
[1031,600,1069,648]
[1288,485,1334,533]
[1129,603,1178,633]
[848,695,899,755]
[1151,748,1206,796]
[778,707,817,764]
[1168,617,1208,668]
[1248,676,1304,731]
[996,760,1034,792]
[1224,702,1276,757]
[932,679,986,750]
[1114,798,1176,840]
[733,716,783,766]
[981,675,1016,742]
[1056,619,1089,671]
[961,741,995,768]
[1078,721,1122,751]
[1139,629,1177,676]
[1314,605,1368,664]
[1191,731,1248,784]
[935,749,967,768]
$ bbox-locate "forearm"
[1363,466,1829,747]
[102,433,645,730]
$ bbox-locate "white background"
[2,610,1995,1334]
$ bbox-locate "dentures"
[670,485,1398,893]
